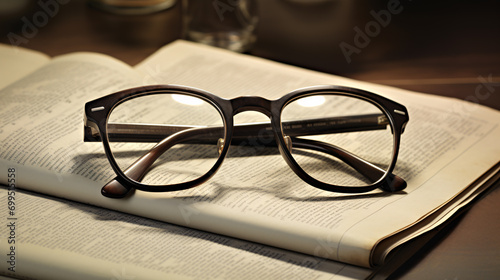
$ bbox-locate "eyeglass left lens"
[106,92,225,187]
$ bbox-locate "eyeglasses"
[84,85,409,198]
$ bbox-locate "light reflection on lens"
[297,96,325,107]
[172,94,204,106]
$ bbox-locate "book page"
[0,44,50,90]
[134,41,500,266]
[1,41,499,269]
[0,188,371,279]
[0,51,141,205]
[0,46,370,279]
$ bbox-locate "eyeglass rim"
[84,84,409,195]
[85,85,231,194]
[276,86,408,193]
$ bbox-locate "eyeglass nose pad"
[283,135,293,152]
[217,138,225,156]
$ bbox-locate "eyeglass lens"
[281,94,394,187]
[106,93,225,186]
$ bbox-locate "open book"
[1,40,499,279]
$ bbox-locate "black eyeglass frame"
[84,85,409,198]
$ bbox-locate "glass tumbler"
[183,0,259,52]
[88,0,177,14]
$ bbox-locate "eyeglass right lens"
[106,92,225,187]
[281,94,395,188]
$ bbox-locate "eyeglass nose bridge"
[230,96,273,117]
[228,95,291,154]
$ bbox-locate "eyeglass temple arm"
[84,113,390,143]
[97,114,404,198]
[290,138,406,192]
[100,126,219,198]
[101,129,405,198]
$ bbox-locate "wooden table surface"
[1,0,499,279]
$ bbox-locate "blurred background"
[1,0,499,110]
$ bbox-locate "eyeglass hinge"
[217,138,224,156]
[284,135,293,152]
